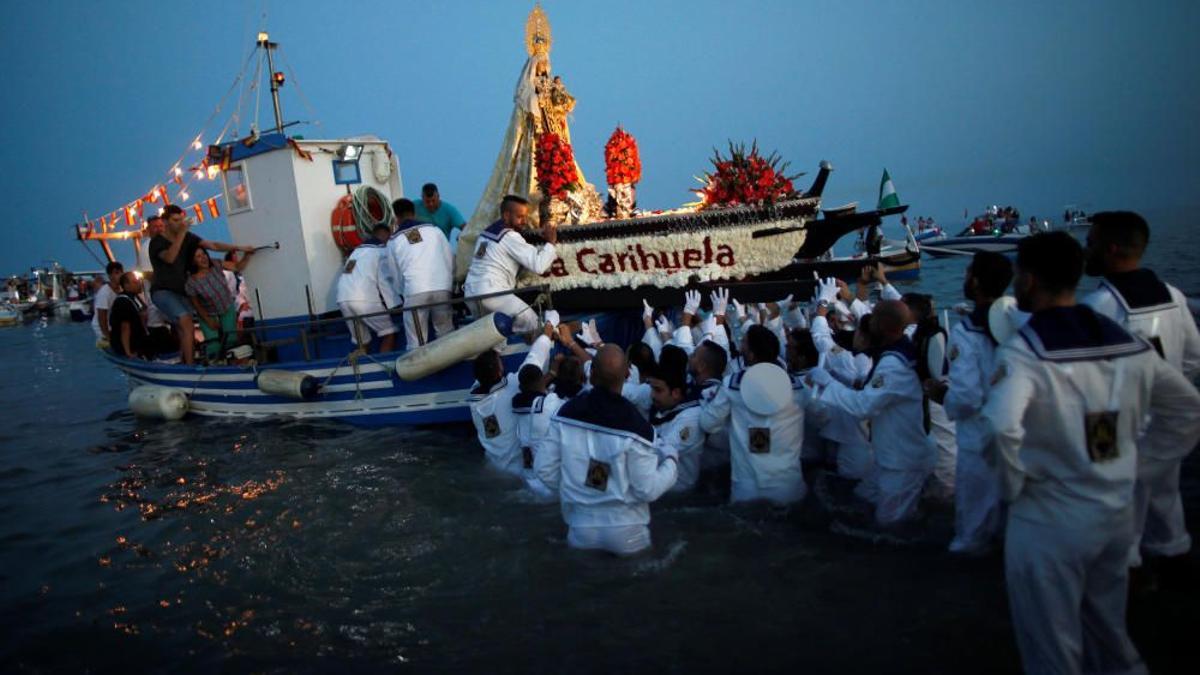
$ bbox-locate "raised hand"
[683,289,702,317]
[655,315,673,337]
[710,287,730,317]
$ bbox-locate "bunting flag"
[192,204,205,222]
[205,197,219,218]
[172,174,184,186]
[124,205,136,226]
[159,185,171,205]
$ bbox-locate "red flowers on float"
[697,141,800,208]
[535,132,579,199]
[604,126,641,186]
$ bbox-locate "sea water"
[1,211,1196,672]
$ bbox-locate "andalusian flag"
[877,169,900,210]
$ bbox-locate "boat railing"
[246,285,551,363]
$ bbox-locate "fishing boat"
[0,305,19,327]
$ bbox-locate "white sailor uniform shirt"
[387,218,454,296]
[1083,268,1200,380]
[468,334,553,475]
[536,388,678,528]
[463,220,557,296]
[699,364,806,504]
[650,399,705,491]
[982,305,1200,525]
[335,239,400,307]
[943,306,997,454]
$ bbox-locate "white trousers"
[402,290,454,347]
[1132,456,1191,561]
[874,466,929,526]
[338,300,397,345]
[1005,514,1147,675]
[473,293,540,333]
[836,439,873,481]
[949,450,1003,554]
[928,402,957,499]
[568,524,652,556]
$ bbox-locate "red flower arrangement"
[535,132,579,199]
[604,126,641,185]
[697,141,801,208]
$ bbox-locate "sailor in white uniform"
[386,198,455,346]
[925,251,1013,554]
[983,232,1200,675]
[648,345,706,492]
[536,345,679,555]
[808,300,937,526]
[688,336,732,471]
[336,224,400,352]
[463,195,558,334]
[699,325,806,505]
[1081,211,1200,571]
[469,319,555,476]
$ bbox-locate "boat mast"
[258,32,285,133]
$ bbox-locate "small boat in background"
[920,205,1046,257]
[0,305,19,327]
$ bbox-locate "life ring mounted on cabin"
[331,186,395,254]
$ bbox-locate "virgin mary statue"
[454,4,600,280]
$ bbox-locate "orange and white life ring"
[331,195,361,252]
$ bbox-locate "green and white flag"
[877,169,900,210]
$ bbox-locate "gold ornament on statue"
[525,3,552,58]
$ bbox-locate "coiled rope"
[351,185,395,240]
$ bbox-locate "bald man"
[809,300,938,526]
[536,345,679,555]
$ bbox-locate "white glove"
[818,278,839,304]
[577,319,602,347]
[683,289,701,316]
[544,309,560,328]
[655,315,673,336]
[807,366,832,387]
[710,288,730,318]
[642,299,654,321]
[732,298,747,321]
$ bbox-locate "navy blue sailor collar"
[1019,304,1149,362]
[470,375,508,397]
[511,390,546,414]
[356,236,385,249]
[479,219,514,243]
[555,387,654,443]
[1101,268,1173,312]
[392,218,425,235]
[649,391,700,427]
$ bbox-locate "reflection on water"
[0,241,1196,671]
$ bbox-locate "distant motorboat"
[921,207,1047,257]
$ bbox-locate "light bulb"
[181,191,190,201]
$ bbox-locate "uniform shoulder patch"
[871,375,885,389]
[482,414,501,439]
[679,426,691,442]
[405,228,423,244]
[748,427,771,453]
[343,259,357,274]
[585,459,611,491]
[475,242,488,259]
[948,345,960,362]
[1085,411,1120,463]
[831,346,844,354]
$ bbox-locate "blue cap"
[492,312,514,337]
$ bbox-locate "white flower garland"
[518,220,808,291]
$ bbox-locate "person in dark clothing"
[109,272,153,359]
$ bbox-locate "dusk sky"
[1,0,1196,274]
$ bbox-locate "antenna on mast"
[257,32,285,133]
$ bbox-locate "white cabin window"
[223,163,253,213]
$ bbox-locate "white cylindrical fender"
[394,312,514,381]
[128,385,189,420]
[256,370,321,399]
